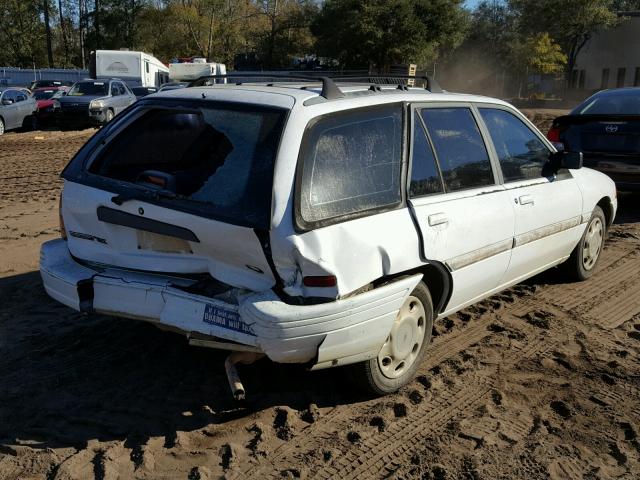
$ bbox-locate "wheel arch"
[381,261,452,316]
[596,196,614,228]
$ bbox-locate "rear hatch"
[61,97,288,292]
[554,114,640,155]
[554,114,640,183]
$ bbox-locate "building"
[572,12,640,91]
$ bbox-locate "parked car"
[29,79,73,91]
[33,86,69,124]
[548,87,640,191]
[0,87,38,135]
[55,79,136,128]
[131,86,158,99]
[41,77,616,397]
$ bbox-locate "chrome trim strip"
[445,238,513,271]
[513,215,582,248]
[445,215,584,271]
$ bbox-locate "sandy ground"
[1,111,640,480]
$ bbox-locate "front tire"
[562,206,606,281]
[104,109,114,123]
[349,281,434,395]
[0,117,4,135]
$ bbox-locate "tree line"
[1,0,639,87]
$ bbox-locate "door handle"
[518,194,534,206]
[428,212,449,226]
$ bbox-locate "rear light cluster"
[547,126,565,151]
[303,275,337,287]
[547,127,561,143]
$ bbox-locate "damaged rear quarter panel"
[283,208,423,297]
[267,98,425,298]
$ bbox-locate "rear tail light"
[547,126,566,151]
[59,195,67,240]
[547,127,561,143]
[303,275,337,287]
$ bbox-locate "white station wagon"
[40,75,617,397]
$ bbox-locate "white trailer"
[169,59,226,82]
[90,50,169,88]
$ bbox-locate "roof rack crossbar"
[329,74,443,93]
[188,74,345,100]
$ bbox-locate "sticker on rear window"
[203,304,255,336]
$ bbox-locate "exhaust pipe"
[224,352,264,400]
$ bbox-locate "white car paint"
[40,82,617,370]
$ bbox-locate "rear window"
[87,101,286,229]
[68,82,109,96]
[297,105,403,227]
[575,90,640,115]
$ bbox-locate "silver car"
[0,87,38,135]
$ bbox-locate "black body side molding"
[96,206,200,243]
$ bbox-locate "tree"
[312,0,469,71]
[0,0,48,67]
[509,0,618,85]
[524,33,567,76]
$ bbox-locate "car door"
[15,91,32,123]
[109,82,121,113]
[477,105,584,285]
[408,104,515,315]
[1,90,20,129]
[120,82,136,107]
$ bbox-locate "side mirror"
[548,150,583,173]
[2,99,14,105]
[559,151,583,169]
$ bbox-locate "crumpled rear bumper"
[40,239,421,368]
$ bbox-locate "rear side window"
[421,108,494,192]
[87,101,286,229]
[479,108,550,182]
[298,105,402,227]
[410,114,443,197]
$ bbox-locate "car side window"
[118,83,127,95]
[16,92,27,102]
[421,108,494,192]
[479,108,551,182]
[111,83,120,96]
[410,114,443,197]
[298,105,402,226]
[2,90,16,103]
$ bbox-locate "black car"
[548,88,640,191]
[29,79,73,90]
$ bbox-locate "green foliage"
[0,0,48,67]
[312,0,469,70]
[509,0,618,77]
[524,33,567,75]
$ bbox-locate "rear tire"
[349,281,434,395]
[561,206,606,281]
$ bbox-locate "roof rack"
[188,74,344,100]
[187,73,444,99]
[330,75,443,93]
